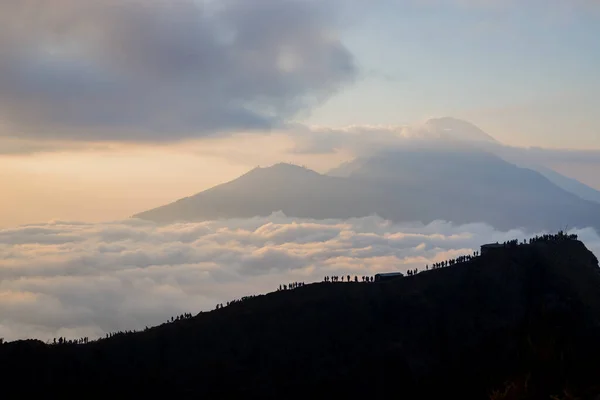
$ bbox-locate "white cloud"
[1,213,598,342]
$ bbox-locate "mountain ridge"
[518,163,600,204]
[133,118,600,232]
[134,149,600,233]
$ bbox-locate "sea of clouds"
[1,212,599,342]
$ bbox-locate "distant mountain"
[532,165,600,204]
[135,118,600,232]
[135,149,600,232]
[326,148,600,231]
[134,163,377,223]
[388,118,600,205]
[3,238,600,398]
[495,160,600,205]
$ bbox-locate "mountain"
[328,148,600,231]
[381,118,600,205]
[2,238,600,398]
[532,165,600,203]
[134,163,377,222]
[134,117,600,231]
[479,144,600,205]
[135,150,600,232]
[416,116,498,143]
[518,164,600,205]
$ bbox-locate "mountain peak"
[420,117,498,143]
[267,162,314,172]
[245,163,320,178]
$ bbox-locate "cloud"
[0,138,63,156]
[287,124,438,156]
[0,136,118,156]
[0,0,356,142]
[1,213,598,342]
[287,119,498,157]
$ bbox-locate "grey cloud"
[1,213,598,342]
[0,0,356,142]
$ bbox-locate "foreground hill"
[2,238,600,399]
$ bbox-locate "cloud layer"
[1,213,598,342]
[0,0,355,141]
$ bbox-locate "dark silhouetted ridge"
[2,238,600,399]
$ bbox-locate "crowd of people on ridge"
[41,312,196,347]
[424,230,578,272]
[278,282,306,291]
[323,275,374,283]
[504,231,578,248]
[427,252,479,271]
[216,295,258,310]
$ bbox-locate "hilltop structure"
[374,272,404,281]
[481,242,504,256]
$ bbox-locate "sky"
[0,0,599,227]
[309,0,600,149]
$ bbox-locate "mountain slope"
[525,164,600,205]
[1,239,600,398]
[134,118,600,231]
[481,144,600,205]
[136,150,600,232]
[134,163,378,223]
[326,149,600,231]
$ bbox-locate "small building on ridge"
[375,272,404,282]
[481,242,504,256]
